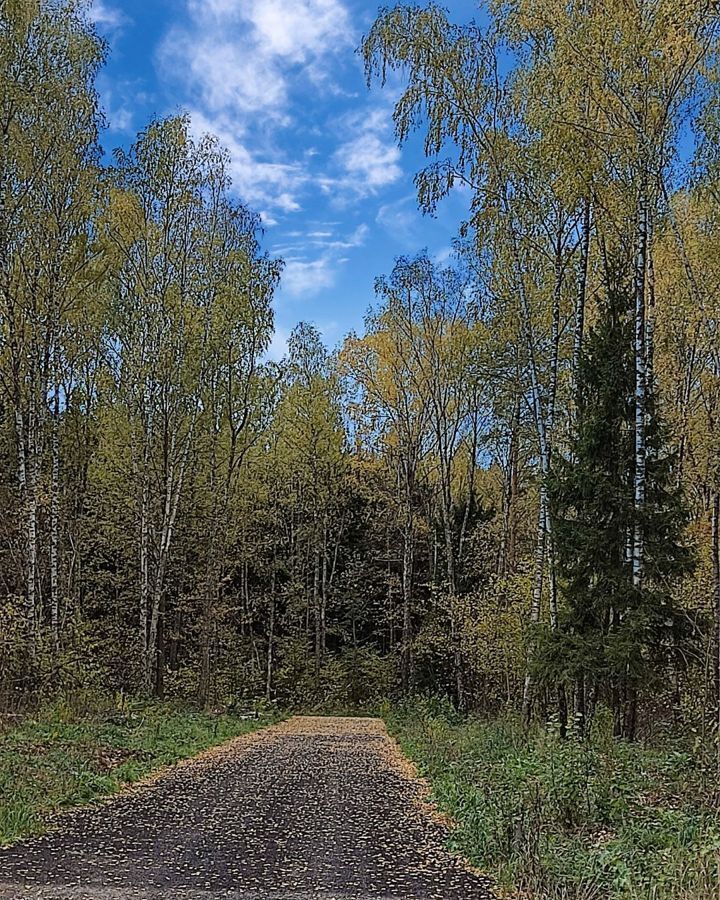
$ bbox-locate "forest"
[3,1,720,897]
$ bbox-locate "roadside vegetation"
[387,700,720,900]
[0,699,278,846]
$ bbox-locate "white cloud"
[376,194,423,246]
[158,0,353,213]
[89,0,127,32]
[266,324,291,361]
[159,30,287,119]
[99,75,142,135]
[327,223,369,249]
[109,104,133,133]
[332,107,403,199]
[377,197,416,231]
[244,0,351,63]
[433,246,453,266]
[282,257,337,297]
[335,132,402,189]
[276,222,367,297]
[277,192,302,213]
[188,110,306,213]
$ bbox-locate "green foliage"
[0,699,281,846]
[546,267,694,735]
[387,702,720,899]
[1,19,720,900]
[274,641,393,711]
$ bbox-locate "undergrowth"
[384,698,720,900]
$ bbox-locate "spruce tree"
[546,265,693,739]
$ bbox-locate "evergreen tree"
[546,265,693,739]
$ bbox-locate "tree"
[548,262,693,739]
[342,278,433,694]
[0,0,104,649]
[279,324,347,678]
[363,5,583,717]
[103,117,281,695]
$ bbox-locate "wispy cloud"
[266,324,292,361]
[336,131,402,189]
[334,110,403,195]
[278,222,368,298]
[376,194,425,247]
[99,76,148,135]
[158,0,353,213]
[282,257,338,297]
[188,110,307,213]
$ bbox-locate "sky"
[88,0,480,359]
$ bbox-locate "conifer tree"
[547,264,693,739]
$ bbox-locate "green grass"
[384,699,720,899]
[0,700,282,846]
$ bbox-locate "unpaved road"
[0,716,494,899]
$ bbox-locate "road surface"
[0,716,494,899]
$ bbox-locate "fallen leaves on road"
[0,716,495,899]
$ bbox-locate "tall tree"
[0,0,104,648]
[548,263,693,739]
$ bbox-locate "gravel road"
[0,716,495,899]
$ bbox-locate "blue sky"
[88,0,480,358]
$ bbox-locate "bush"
[273,640,392,711]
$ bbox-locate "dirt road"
[0,716,494,899]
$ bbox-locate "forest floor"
[0,715,495,899]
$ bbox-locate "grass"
[383,698,720,900]
[0,698,282,846]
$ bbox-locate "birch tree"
[364,6,583,717]
[107,117,227,694]
[0,0,103,647]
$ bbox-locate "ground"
[0,716,494,900]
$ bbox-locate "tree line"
[3,0,720,743]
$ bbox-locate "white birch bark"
[50,342,61,648]
[633,184,649,591]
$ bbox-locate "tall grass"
[384,699,720,899]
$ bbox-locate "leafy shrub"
[274,640,392,711]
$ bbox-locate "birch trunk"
[572,201,591,394]
[713,493,720,745]
[633,185,649,591]
[522,488,547,723]
[148,422,193,696]
[266,563,276,702]
[459,402,479,567]
[498,397,520,576]
[50,351,60,648]
[140,454,151,690]
[313,547,321,677]
[14,403,32,644]
[321,523,328,659]
[400,504,414,695]
[26,397,38,645]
